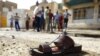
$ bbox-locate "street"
[0,28,100,56]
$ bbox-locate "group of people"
[10,6,71,32]
[10,13,31,31]
[32,6,71,32]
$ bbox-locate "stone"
[12,35,15,39]
[8,44,10,46]
[6,49,9,50]
[2,43,5,46]
[11,52,14,54]
[13,43,16,45]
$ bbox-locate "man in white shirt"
[45,6,49,32]
[63,9,71,30]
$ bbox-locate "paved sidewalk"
[67,29,100,37]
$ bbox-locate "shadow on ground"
[64,51,100,56]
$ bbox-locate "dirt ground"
[0,28,100,56]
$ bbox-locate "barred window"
[73,7,94,20]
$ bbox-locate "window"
[73,8,86,19]
[73,7,94,20]
[73,9,77,19]
[98,6,100,18]
[85,7,94,19]
[58,3,63,9]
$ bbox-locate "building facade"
[63,0,100,29]
[30,0,58,14]
[0,0,17,27]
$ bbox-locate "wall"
[0,1,17,27]
[0,1,3,11]
[4,1,17,11]
[67,2,100,29]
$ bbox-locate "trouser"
[32,20,36,30]
[15,21,20,31]
[26,20,29,30]
[43,20,45,30]
[40,17,45,31]
[47,19,51,32]
[36,17,41,32]
[50,21,53,32]
[41,19,45,31]
[64,19,68,29]
[37,25,40,32]
[10,22,13,28]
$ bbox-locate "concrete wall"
[4,1,17,11]
[0,1,3,11]
[0,1,17,27]
[0,1,17,12]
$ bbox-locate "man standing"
[45,6,49,32]
[14,13,20,31]
[41,7,45,31]
[63,9,71,30]
[54,11,60,31]
[58,12,64,32]
[48,9,53,32]
[25,14,30,30]
[35,11,41,32]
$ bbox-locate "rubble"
[0,36,34,56]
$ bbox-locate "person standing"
[32,16,36,30]
[48,9,54,33]
[25,14,30,30]
[41,7,45,31]
[54,11,60,31]
[45,6,49,32]
[35,11,41,32]
[10,15,14,30]
[58,12,64,32]
[14,13,20,31]
[63,9,71,30]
